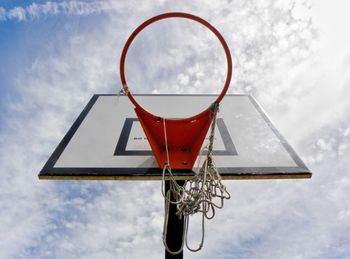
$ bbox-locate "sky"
[0,0,350,258]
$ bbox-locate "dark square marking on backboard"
[114,118,238,156]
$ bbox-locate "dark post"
[165,180,185,259]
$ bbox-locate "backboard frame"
[38,94,311,180]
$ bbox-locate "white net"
[161,103,231,254]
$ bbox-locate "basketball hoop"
[120,12,233,255]
[38,10,312,259]
[120,12,232,170]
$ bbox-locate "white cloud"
[344,126,350,137]
[255,0,350,147]
[1,0,350,258]
[0,1,112,22]
[7,6,26,21]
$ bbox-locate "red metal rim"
[120,12,232,118]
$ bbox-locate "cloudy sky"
[1,0,350,258]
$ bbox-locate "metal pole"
[165,180,185,259]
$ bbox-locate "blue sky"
[1,1,350,258]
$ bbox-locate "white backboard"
[39,95,311,180]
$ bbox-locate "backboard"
[39,94,311,180]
